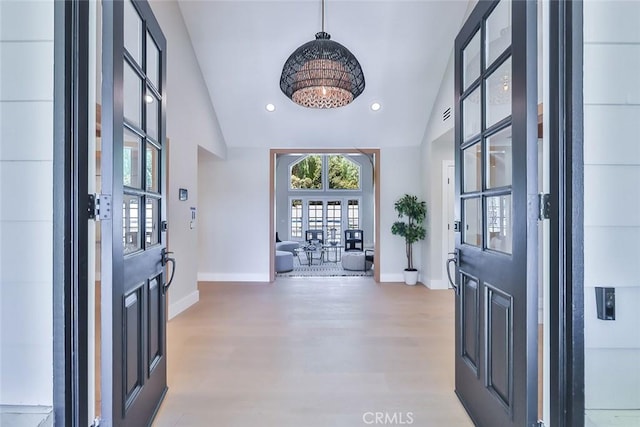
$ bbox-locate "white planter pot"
[403,270,419,285]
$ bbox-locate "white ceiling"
[177,0,470,148]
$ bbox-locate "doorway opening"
[269,149,380,282]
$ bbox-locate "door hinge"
[88,194,112,221]
[538,193,551,220]
[536,420,546,427]
[91,417,101,427]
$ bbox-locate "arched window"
[290,155,323,189]
[328,155,360,190]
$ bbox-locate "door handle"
[161,248,176,294]
[446,250,459,294]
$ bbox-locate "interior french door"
[451,1,538,426]
[101,0,168,425]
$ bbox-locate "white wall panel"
[583,0,640,411]
[584,227,640,288]
[584,165,640,227]
[585,349,640,409]
[0,1,54,41]
[0,101,53,161]
[584,0,640,44]
[0,42,54,101]
[584,105,640,165]
[0,162,52,221]
[0,221,53,284]
[0,0,54,408]
[584,44,640,105]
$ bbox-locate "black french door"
[451,1,538,426]
[101,1,169,425]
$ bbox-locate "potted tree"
[391,194,427,285]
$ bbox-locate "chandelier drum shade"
[280,1,365,109]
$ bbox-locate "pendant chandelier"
[280,0,365,109]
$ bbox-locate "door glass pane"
[145,89,158,141]
[326,201,342,244]
[485,57,512,128]
[308,201,323,231]
[485,0,511,67]
[463,30,481,90]
[124,61,141,127]
[124,0,142,65]
[463,197,482,247]
[123,195,141,254]
[463,87,481,141]
[145,198,159,247]
[463,142,482,193]
[486,194,512,254]
[486,126,512,188]
[146,144,159,192]
[347,200,359,229]
[147,32,160,90]
[123,128,142,188]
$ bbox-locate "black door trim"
[548,1,585,425]
[53,0,90,425]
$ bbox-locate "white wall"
[0,0,54,406]
[149,0,227,318]
[377,147,423,282]
[421,131,454,290]
[583,0,640,410]
[198,147,271,282]
[420,46,455,290]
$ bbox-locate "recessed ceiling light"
[266,103,276,112]
[144,94,154,104]
[370,102,381,111]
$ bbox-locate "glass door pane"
[485,0,511,67]
[326,201,342,244]
[486,126,513,189]
[463,142,483,192]
[486,194,512,254]
[308,201,323,232]
[463,30,481,90]
[463,197,483,247]
[485,57,512,128]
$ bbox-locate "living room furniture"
[275,250,294,273]
[276,240,299,254]
[322,243,341,263]
[344,229,364,252]
[295,245,324,266]
[305,229,324,244]
[341,251,373,271]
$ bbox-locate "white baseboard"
[168,290,199,320]
[198,273,271,283]
[425,279,450,290]
[380,273,405,283]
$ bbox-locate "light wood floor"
[153,278,473,427]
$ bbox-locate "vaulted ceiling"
[178,0,470,148]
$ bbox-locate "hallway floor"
[152,278,472,427]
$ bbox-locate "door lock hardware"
[446,249,460,294]
[161,248,176,294]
